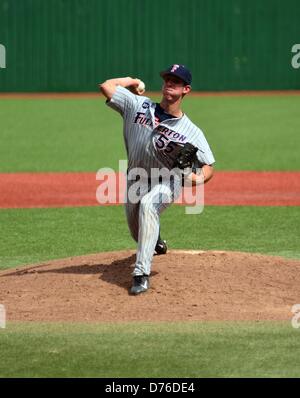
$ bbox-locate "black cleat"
[130,275,150,295]
[155,237,168,255]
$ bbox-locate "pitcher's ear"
[183,85,191,95]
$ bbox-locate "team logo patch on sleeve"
[142,101,150,109]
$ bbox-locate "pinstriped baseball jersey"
[106,86,215,173]
[106,85,215,276]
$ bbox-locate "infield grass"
[0,205,299,270]
[0,95,299,172]
[0,321,299,378]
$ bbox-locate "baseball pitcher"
[99,64,215,295]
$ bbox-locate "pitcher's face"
[162,75,191,101]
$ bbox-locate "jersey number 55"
[154,134,177,154]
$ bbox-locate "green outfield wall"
[0,0,299,92]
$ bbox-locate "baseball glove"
[173,142,199,169]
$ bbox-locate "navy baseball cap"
[160,64,192,85]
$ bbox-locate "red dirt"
[1,250,299,322]
[0,171,299,208]
[0,91,300,99]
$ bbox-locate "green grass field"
[0,95,299,378]
[0,95,300,172]
[1,322,300,378]
[0,205,299,270]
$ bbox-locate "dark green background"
[0,0,299,91]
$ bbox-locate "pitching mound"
[1,250,299,322]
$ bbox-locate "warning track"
[0,171,299,208]
[0,90,299,99]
